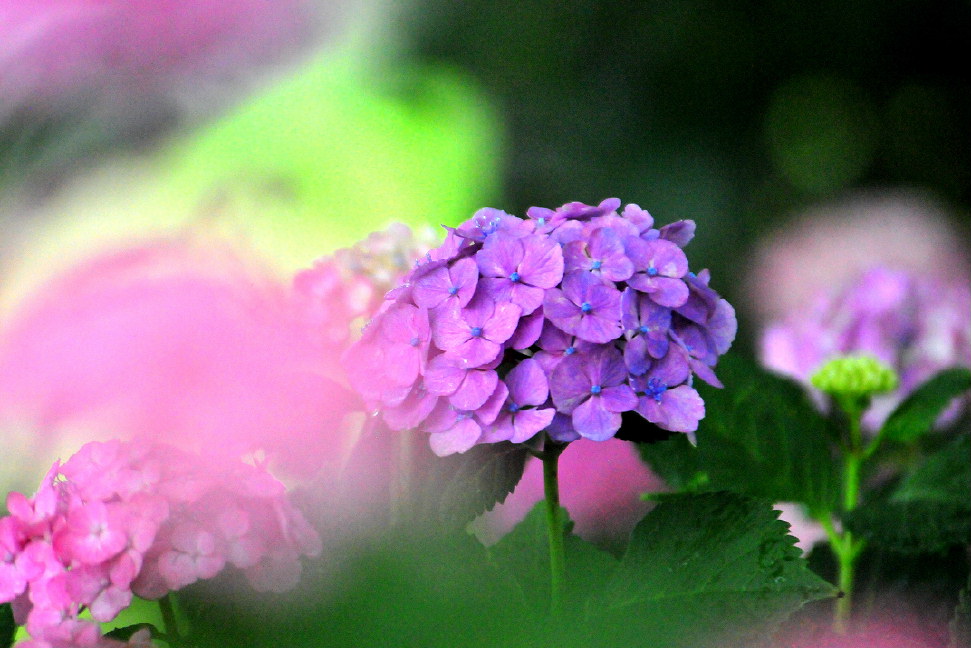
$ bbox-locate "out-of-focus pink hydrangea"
[294,223,439,351]
[774,609,948,648]
[474,438,664,545]
[0,439,321,648]
[0,238,350,478]
[747,192,969,320]
[760,266,971,429]
[0,0,318,118]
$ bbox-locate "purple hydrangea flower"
[343,198,735,454]
[550,347,638,441]
[543,272,623,344]
[482,359,556,444]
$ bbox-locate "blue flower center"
[564,346,576,355]
[457,411,474,420]
[507,403,520,413]
[409,336,420,347]
[590,385,602,395]
[448,286,459,295]
[591,260,603,270]
[647,267,659,277]
[644,378,667,403]
[509,271,521,282]
[537,217,546,226]
[470,326,483,337]
[638,325,649,334]
[580,302,592,313]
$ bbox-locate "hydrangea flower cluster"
[761,266,971,429]
[294,223,439,349]
[345,199,736,456]
[0,440,321,648]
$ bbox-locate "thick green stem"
[832,405,866,633]
[542,435,566,616]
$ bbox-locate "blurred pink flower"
[0,0,320,118]
[0,237,350,478]
[774,609,948,648]
[747,191,969,320]
[474,437,664,546]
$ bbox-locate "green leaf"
[640,355,841,512]
[1,603,14,648]
[880,367,971,444]
[591,492,836,648]
[411,439,530,528]
[847,434,971,554]
[488,502,619,617]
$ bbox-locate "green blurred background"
[1,0,969,343]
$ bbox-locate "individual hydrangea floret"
[0,440,321,648]
[344,199,737,455]
[761,266,971,429]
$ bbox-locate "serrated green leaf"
[591,492,835,648]
[881,367,971,444]
[488,502,619,617]
[1,603,14,648]
[640,355,841,512]
[409,438,530,528]
[847,435,971,554]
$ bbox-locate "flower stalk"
[541,434,567,616]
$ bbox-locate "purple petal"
[508,283,546,315]
[429,418,482,456]
[547,412,580,442]
[620,287,640,331]
[659,220,696,248]
[455,337,502,367]
[511,408,556,443]
[519,236,564,289]
[641,239,689,278]
[572,397,621,441]
[624,335,651,376]
[383,388,438,430]
[647,348,691,386]
[475,380,509,425]
[431,303,472,350]
[575,311,623,344]
[542,289,583,334]
[621,203,654,232]
[480,415,515,443]
[381,303,429,344]
[506,308,544,349]
[449,257,480,308]
[423,354,466,396]
[476,234,523,277]
[549,355,592,413]
[562,241,590,274]
[689,357,723,389]
[708,299,737,355]
[589,228,634,282]
[412,265,453,309]
[600,384,638,412]
[631,277,689,308]
[449,368,498,411]
[592,345,630,388]
[505,357,549,406]
[483,302,523,344]
[637,385,704,433]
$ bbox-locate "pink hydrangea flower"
[0,440,320,647]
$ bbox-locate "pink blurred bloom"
[747,191,969,320]
[0,238,350,478]
[475,437,664,545]
[0,0,321,120]
[0,439,321,647]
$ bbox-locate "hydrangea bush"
[344,198,737,456]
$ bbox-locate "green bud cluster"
[810,355,899,397]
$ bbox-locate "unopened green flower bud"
[810,355,899,397]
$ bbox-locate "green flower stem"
[158,594,183,646]
[832,403,867,634]
[542,434,566,616]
